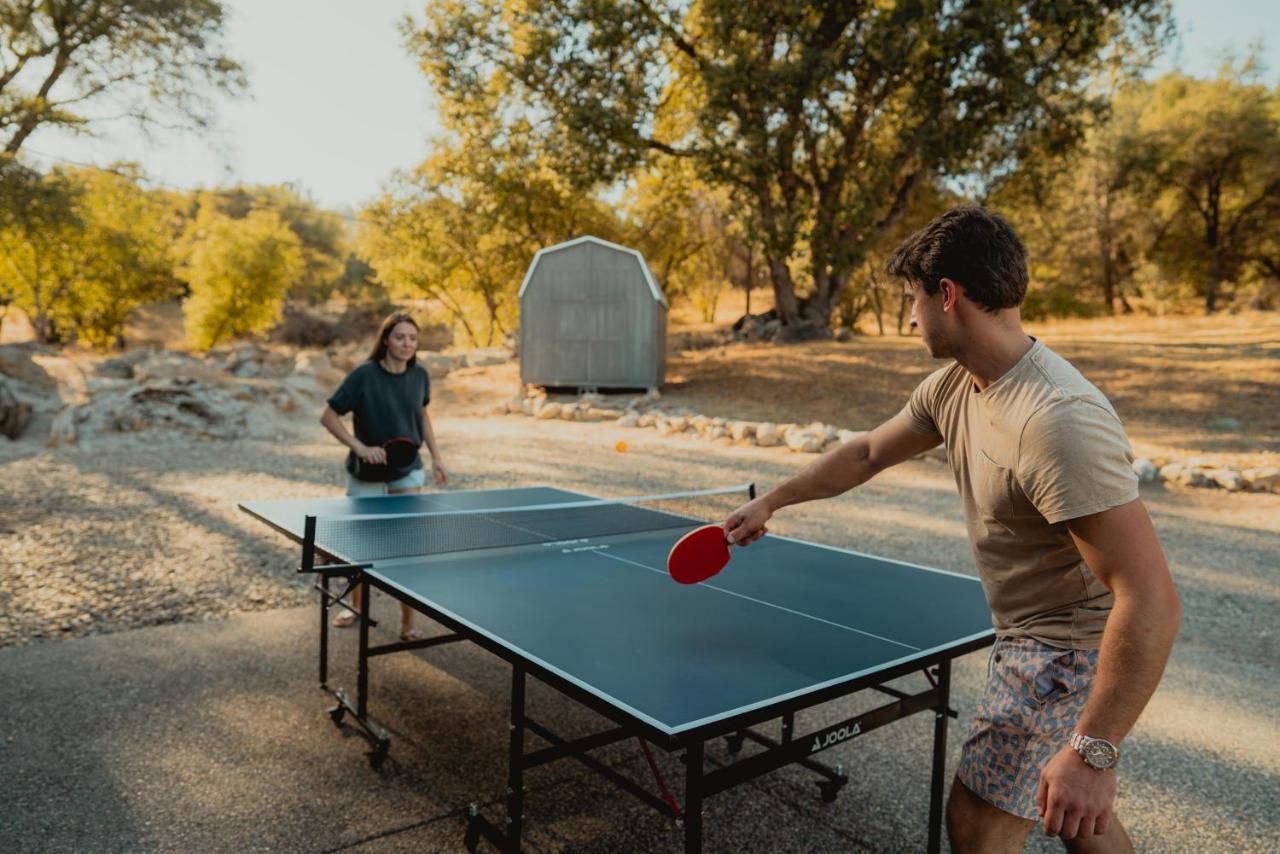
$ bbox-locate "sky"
[17,0,1279,212]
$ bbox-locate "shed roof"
[517,235,667,307]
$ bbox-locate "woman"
[320,311,447,640]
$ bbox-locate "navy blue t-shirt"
[327,360,431,481]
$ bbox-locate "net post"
[748,483,757,500]
[302,515,317,574]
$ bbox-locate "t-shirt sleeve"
[326,367,363,415]
[421,369,430,407]
[900,368,945,442]
[1016,397,1139,524]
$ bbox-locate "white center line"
[593,550,921,652]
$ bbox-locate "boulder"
[1243,467,1280,493]
[729,421,754,442]
[836,429,865,445]
[618,412,641,428]
[786,430,825,453]
[637,413,658,428]
[755,423,781,447]
[536,402,563,420]
[0,377,32,439]
[1206,468,1247,492]
[1132,458,1159,483]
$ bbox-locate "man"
[724,208,1180,852]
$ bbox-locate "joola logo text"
[811,723,861,752]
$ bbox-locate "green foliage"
[0,0,246,155]
[176,185,352,300]
[991,58,1280,315]
[409,0,1172,336]
[358,103,628,345]
[0,164,178,345]
[181,210,303,350]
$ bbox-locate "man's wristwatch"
[1069,732,1120,769]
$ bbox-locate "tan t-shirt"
[903,339,1139,649]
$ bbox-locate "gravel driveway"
[2,410,1276,851]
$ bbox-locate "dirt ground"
[660,311,1280,468]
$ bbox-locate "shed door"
[553,298,590,380]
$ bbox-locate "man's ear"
[938,277,961,312]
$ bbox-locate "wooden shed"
[518,235,667,390]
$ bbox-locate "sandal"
[332,608,358,629]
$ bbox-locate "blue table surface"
[241,486,994,735]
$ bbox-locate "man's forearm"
[762,439,881,512]
[1074,587,1181,745]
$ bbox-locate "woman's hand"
[432,458,449,485]
[356,443,386,464]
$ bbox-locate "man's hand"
[1036,745,1116,839]
[356,442,386,464]
[724,497,772,546]
[432,458,448,485]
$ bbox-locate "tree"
[624,158,741,322]
[181,210,302,349]
[411,0,1171,337]
[0,163,176,344]
[0,161,82,341]
[1135,63,1280,312]
[0,0,246,156]
[359,95,627,346]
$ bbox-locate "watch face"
[1083,739,1118,769]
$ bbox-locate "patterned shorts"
[956,636,1099,820]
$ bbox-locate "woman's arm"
[423,409,447,484]
[320,405,383,463]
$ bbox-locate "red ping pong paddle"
[667,524,732,584]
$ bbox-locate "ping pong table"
[240,485,994,852]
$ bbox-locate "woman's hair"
[367,311,420,364]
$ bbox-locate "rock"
[461,347,512,367]
[521,398,536,415]
[582,407,621,422]
[729,421,754,442]
[0,377,32,439]
[668,416,689,433]
[1206,468,1247,492]
[691,415,711,433]
[836,429,865,445]
[707,426,729,441]
[619,412,641,428]
[644,387,661,401]
[786,430,825,453]
[1158,462,1185,482]
[1243,467,1280,493]
[637,413,657,428]
[755,423,781,447]
[536,402,563,420]
[559,405,578,420]
[47,406,77,446]
[420,353,459,377]
[1132,458,1159,483]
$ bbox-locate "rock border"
[501,388,1280,495]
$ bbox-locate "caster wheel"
[817,779,846,803]
[368,741,389,769]
[327,705,346,727]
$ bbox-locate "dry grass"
[656,310,1280,468]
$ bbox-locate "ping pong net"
[300,484,755,570]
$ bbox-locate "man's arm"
[725,411,940,545]
[1037,497,1181,839]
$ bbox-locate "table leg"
[319,574,330,687]
[927,661,952,854]
[684,740,704,853]
[507,666,526,851]
[357,577,370,720]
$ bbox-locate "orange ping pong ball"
[615,440,628,453]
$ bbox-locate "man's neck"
[953,317,1034,391]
